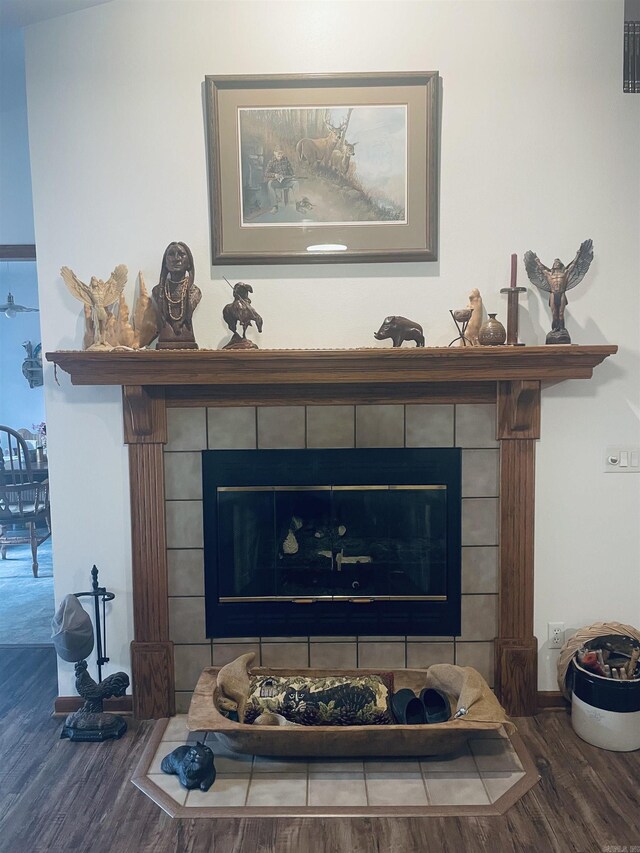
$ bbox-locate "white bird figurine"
[1,292,39,318]
[60,264,128,350]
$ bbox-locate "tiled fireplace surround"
[165,403,500,714]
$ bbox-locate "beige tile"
[406,642,454,669]
[455,403,498,448]
[253,757,309,774]
[462,449,499,497]
[461,546,498,594]
[309,759,364,774]
[148,743,175,775]
[357,641,406,669]
[481,770,526,803]
[147,773,188,806]
[166,407,207,451]
[406,636,454,643]
[309,636,357,643]
[455,642,495,687]
[406,405,454,447]
[420,743,477,773]
[166,500,203,548]
[309,642,357,669]
[468,737,523,773]
[261,642,309,668]
[461,498,498,546]
[185,777,249,807]
[167,549,205,597]
[207,406,256,449]
[174,644,212,691]
[162,714,190,741]
[246,773,308,806]
[366,772,428,806]
[364,758,421,773]
[169,597,207,644]
[306,405,355,448]
[257,406,305,448]
[308,772,367,807]
[211,754,254,776]
[164,451,203,500]
[355,404,404,447]
[211,642,261,667]
[423,771,490,805]
[174,692,193,714]
[460,595,498,641]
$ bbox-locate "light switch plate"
[604,446,640,473]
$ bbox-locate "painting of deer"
[295,119,345,168]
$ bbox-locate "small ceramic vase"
[478,313,507,346]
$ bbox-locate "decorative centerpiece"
[524,239,593,344]
[500,253,526,345]
[152,242,201,349]
[478,313,507,346]
[61,264,128,351]
[448,308,472,346]
[465,288,483,346]
[222,280,263,349]
[374,316,425,347]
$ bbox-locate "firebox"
[202,448,461,638]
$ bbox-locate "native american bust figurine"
[152,241,201,349]
[524,239,593,344]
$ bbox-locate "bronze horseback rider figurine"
[222,281,263,350]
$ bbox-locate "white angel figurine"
[60,264,128,351]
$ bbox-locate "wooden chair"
[0,425,51,577]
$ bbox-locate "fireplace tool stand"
[61,565,130,742]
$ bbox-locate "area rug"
[132,715,539,818]
[0,538,54,645]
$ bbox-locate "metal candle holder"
[75,564,115,683]
[448,309,473,347]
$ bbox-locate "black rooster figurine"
[61,660,130,741]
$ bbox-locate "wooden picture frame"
[204,73,439,265]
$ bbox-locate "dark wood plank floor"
[1,647,638,853]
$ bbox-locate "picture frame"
[204,72,440,265]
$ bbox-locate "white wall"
[24,0,640,695]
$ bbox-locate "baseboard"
[536,690,568,711]
[54,695,133,715]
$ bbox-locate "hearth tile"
[174,692,193,714]
[406,636,454,643]
[461,546,498,594]
[423,771,490,806]
[406,405,454,447]
[357,635,405,642]
[309,641,357,669]
[308,772,367,807]
[166,500,204,548]
[468,737,523,773]
[309,636,357,642]
[246,773,308,807]
[364,758,422,773]
[365,772,428,806]
[185,777,250,807]
[164,452,203,501]
[420,743,477,773]
[461,449,499,498]
[257,406,305,449]
[166,408,207,451]
[207,406,256,449]
[461,498,498,546]
[211,754,254,776]
[455,404,498,448]
[213,637,261,644]
[306,405,355,448]
[405,642,454,669]
[355,404,404,447]
[480,770,526,803]
[459,595,498,642]
[455,642,495,686]
[261,642,309,668]
[149,744,178,775]
[162,715,191,741]
[174,644,212,691]
[148,773,188,806]
[309,759,364,774]
[169,597,207,644]
[357,641,406,669]
[253,757,309,774]
[167,549,205,597]
[211,642,261,667]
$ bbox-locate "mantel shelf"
[46,345,617,388]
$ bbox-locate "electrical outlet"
[548,622,565,649]
[605,446,640,472]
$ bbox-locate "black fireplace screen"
[203,448,461,638]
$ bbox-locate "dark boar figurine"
[374,316,425,347]
[161,741,216,791]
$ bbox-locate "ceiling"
[0,0,113,29]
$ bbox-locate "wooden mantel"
[46,345,617,720]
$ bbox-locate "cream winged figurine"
[60,264,128,351]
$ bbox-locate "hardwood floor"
[1,647,638,853]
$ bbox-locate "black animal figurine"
[374,316,425,347]
[222,281,263,350]
[61,660,130,742]
[161,742,216,791]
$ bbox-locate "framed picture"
[204,72,439,265]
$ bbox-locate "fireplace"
[203,448,462,638]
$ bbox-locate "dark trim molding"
[54,695,133,715]
[537,690,568,711]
